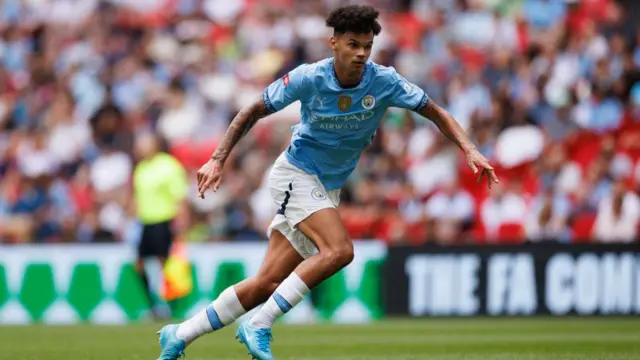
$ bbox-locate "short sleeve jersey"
[263,58,429,190]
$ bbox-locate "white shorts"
[267,153,341,259]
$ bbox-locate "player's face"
[331,32,374,74]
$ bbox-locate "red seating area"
[341,125,639,244]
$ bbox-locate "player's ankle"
[248,314,274,329]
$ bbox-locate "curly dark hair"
[325,5,382,36]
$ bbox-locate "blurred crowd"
[0,0,639,245]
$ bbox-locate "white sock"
[249,272,309,329]
[176,286,246,344]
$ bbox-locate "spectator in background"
[89,118,133,241]
[593,178,640,242]
[523,0,567,31]
[425,179,475,244]
[157,78,204,145]
[480,181,528,242]
[525,187,572,242]
[132,131,188,317]
[0,0,638,245]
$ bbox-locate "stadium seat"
[566,131,603,170]
[471,222,487,245]
[405,222,428,245]
[571,213,597,243]
[496,223,525,244]
[342,210,375,239]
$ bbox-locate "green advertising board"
[0,241,386,324]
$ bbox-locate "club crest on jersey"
[283,74,290,87]
[338,95,352,112]
[311,188,327,200]
[362,95,376,110]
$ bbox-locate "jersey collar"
[329,58,371,90]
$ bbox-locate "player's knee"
[338,242,355,266]
[325,242,354,269]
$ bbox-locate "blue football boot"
[156,324,186,360]
[236,321,275,360]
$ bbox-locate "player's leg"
[248,207,352,330]
[237,188,352,360]
[134,257,152,305]
[135,224,159,316]
[154,219,175,318]
[156,229,302,360]
[175,229,302,342]
[140,220,175,319]
[235,230,305,309]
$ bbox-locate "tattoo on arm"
[211,95,270,164]
[416,98,476,153]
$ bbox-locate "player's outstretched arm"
[417,98,499,188]
[210,95,269,164]
[196,95,270,198]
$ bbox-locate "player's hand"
[464,148,499,189]
[196,158,224,198]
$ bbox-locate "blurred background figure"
[424,179,475,245]
[133,131,188,317]
[592,177,640,242]
[525,186,572,242]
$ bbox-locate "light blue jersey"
[263,58,429,190]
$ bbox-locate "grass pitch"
[0,318,638,359]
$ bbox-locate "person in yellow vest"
[133,132,188,317]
